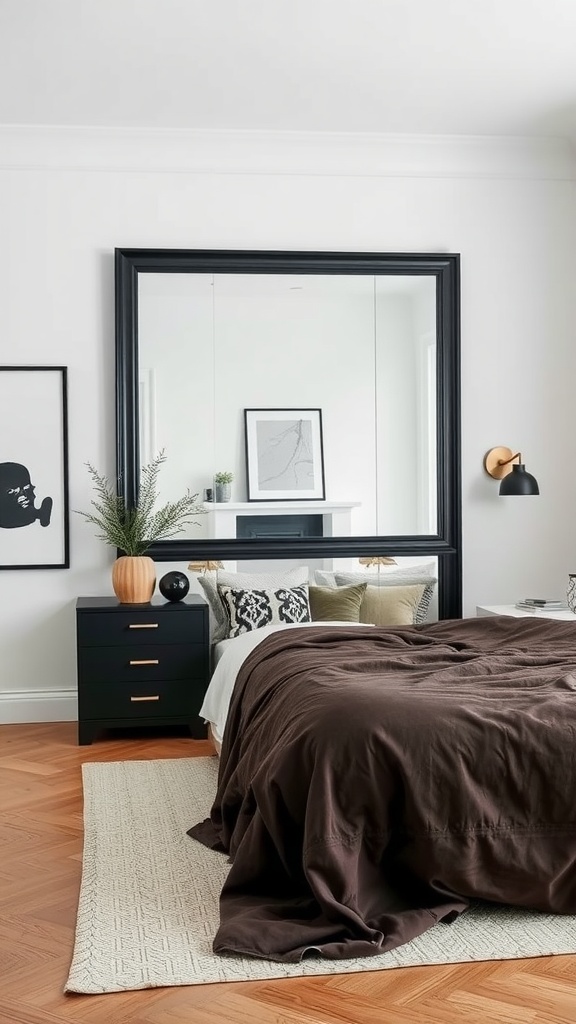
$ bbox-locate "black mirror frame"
[115,248,461,618]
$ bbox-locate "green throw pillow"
[309,583,367,622]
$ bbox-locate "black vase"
[159,571,190,602]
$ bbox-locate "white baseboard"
[0,689,78,724]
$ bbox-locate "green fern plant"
[76,450,206,556]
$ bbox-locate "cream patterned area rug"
[66,756,576,994]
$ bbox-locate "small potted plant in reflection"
[214,471,233,503]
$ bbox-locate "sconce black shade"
[499,463,540,496]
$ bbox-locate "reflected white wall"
[139,272,436,539]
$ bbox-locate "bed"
[189,611,576,964]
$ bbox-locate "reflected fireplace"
[236,514,323,540]
[202,500,361,540]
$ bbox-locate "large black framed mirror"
[115,248,461,617]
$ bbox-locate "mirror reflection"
[138,272,437,541]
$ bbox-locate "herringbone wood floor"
[2,723,576,1024]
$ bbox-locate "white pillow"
[314,562,436,588]
[217,583,311,638]
[197,566,309,642]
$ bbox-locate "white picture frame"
[0,366,69,569]
[244,408,325,501]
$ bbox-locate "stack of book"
[515,598,569,612]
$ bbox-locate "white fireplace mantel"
[202,500,361,539]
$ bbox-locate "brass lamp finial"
[358,556,397,568]
[188,560,224,573]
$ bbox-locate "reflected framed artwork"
[0,365,69,569]
[245,408,325,501]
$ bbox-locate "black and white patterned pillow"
[217,584,311,639]
[197,566,309,643]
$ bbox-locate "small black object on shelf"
[159,570,190,602]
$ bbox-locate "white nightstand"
[476,604,576,621]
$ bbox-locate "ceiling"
[2,0,576,142]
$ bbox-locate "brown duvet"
[188,615,576,962]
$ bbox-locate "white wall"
[1,127,576,723]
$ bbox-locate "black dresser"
[75,595,209,745]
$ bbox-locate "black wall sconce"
[484,447,540,495]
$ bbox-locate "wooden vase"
[112,555,156,604]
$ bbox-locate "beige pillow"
[359,584,425,626]
[334,572,436,625]
[309,583,367,622]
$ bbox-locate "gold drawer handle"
[129,659,159,666]
[130,695,160,702]
[128,623,159,629]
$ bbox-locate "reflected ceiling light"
[483,447,540,496]
[188,560,224,573]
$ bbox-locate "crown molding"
[0,124,575,179]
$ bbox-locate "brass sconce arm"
[484,447,521,480]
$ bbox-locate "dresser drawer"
[77,609,206,647]
[78,643,207,685]
[75,596,209,744]
[78,678,203,720]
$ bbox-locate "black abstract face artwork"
[0,462,53,529]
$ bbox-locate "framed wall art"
[244,407,325,501]
[0,366,69,569]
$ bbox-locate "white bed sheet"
[201,621,371,749]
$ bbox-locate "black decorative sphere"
[159,571,190,602]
